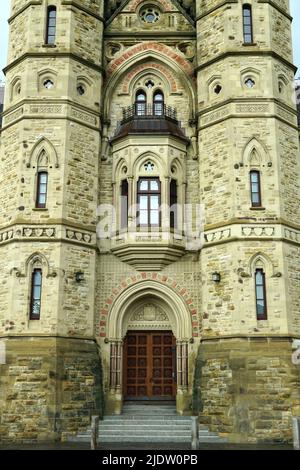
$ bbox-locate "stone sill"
[32,208,49,212]
[249,207,266,211]
[42,44,57,48]
[242,43,258,47]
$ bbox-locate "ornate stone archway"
[105,280,194,414]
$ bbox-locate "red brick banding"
[99,272,199,337]
[128,0,174,12]
[121,61,178,93]
[107,42,194,78]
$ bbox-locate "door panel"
[124,331,176,400]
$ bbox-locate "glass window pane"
[136,92,146,101]
[35,271,42,284]
[150,195,159,209]
[251,172,258,183]
[139,180,148,191]
[257,301,265,316]
[139,196,148,210]
[150,180,159,191]
[150,210,159,225]
[32,301,41,315]
[256,271,263,284]
[140,210,148,225]
[33,286,41,299]
[252,193,260,204]
[39,173,47,184]
[154,93,163,101]
[256,286,264,299]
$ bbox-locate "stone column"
[162,177,170,238]
[127,176,135,233]
[109,340,123,392]
[176,340,188,389]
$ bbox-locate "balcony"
[110,105,189,144]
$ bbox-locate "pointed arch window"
[255,268,267,320]
[46,6,57,45]
[153,91,164,116]
[243,5,253,44]
[250,170,262,207]
[120,179,128,229]
[30,269,43,320]
[135,90,146,116]
[36,171,48,208]
[170,179,178,229]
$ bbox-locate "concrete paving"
[0,442,293,450]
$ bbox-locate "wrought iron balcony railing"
[121,104,178,124]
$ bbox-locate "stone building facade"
[0,0,300,444]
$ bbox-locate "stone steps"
[68,403,228,445]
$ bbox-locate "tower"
[0,0,104,441]
[0,0,299,444]
[196,0,300,441]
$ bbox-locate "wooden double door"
[124,331,176,400]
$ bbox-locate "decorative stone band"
[203,224,300,247]
[2,102,101,130]
[199,101,298,129]
[128,0,174,11]
[99,272,199,339]
[0,225,96,247]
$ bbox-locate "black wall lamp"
[75,271,84,283]
[212,272,221,283]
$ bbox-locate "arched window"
[137,178,161,227]
[250,170,262,207]
[30,269,43,320]
[120,179,128,229]
[243,5,253,44]
[153,91,164,116]
[135,90,146,116]
[255,269,267,320]
[36,171,48,208]
[46,6,57,45]
[170,179,178,229]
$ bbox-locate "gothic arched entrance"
[105,280,194,414]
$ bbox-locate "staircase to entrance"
[70,403,228,444]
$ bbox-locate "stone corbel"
[10,267,25,278]
[271,271,282,278]
[237,268,251,283]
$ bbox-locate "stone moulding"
[0,225,96,247]
[203,224,300,246]
[98,272,199,339]
[199,100,298,129]
[1,102,101,131]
